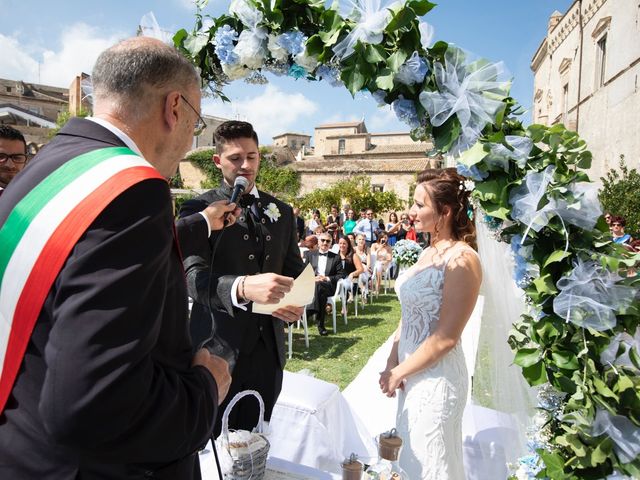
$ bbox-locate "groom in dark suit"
[304,232,345,335]
[179,121,304,435]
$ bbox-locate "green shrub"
[599,156,640,236]
[297,175,405,214]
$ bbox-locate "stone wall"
[531,0,640,178]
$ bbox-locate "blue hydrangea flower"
[213,25,239,65]
[315,65,342,87]
[456,163,488,182]
[372,90,387,106]
[395,51,429,86]
[288,64,307,80]
[277,31,307,56]
[483,214,503,231]
[392,96,420,129]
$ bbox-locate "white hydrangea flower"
[294,50,319,71]
[222,62,250,80]
[234,28,268,69]
[267,34,289,62]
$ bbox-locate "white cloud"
[203,84,318,143]
[319,112,361,125]
[368,106,400,132]
[0,34,40,83]
[0,24,124,87]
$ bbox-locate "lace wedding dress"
[394,248,469,480]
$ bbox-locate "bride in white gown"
[379,168,482,480]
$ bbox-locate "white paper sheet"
[252,263,315,314]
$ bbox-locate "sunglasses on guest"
[319,238,332,243]
[611,223,622,227]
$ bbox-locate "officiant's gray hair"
[92,37,199,120]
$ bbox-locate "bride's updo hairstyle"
[416,168,477,250]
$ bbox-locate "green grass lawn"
[284,291,401,390]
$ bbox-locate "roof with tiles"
[290,157,435,173]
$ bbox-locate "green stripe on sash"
[0,147,137,281]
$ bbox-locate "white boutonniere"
[264,202,281,222]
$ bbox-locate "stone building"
[272,132,311,157]
[289,120,440,203]
[0,78,67,150]
[531,0,640,178]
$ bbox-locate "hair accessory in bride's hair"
[458,179,475,192]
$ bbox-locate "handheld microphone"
[229,176,250,205]
[224,176,250,226]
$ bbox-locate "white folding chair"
[368,253,377,301]
[288,306,310,359]
[381,260,394,294]
[326,279,348,333]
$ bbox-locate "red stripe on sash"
[0,166,164,413]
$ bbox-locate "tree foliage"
[296,175,405,215]
[599,156,640,236]
[49,109,89,138]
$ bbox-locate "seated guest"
[303,233,344,335]
[371,232,394,294]
[611,215,632,244]
[307,209,324,235]
[337,236,365,301]
[353,233,372,303]
[299,234,318,258]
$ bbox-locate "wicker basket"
[216,390,270,480]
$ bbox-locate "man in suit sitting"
[304,233,345,335]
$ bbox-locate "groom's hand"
[241,273,294,304]
[273,305,304,323]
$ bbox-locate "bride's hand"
[379,369,403,398]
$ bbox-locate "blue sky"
[0,0,573,143]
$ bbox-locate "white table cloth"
[268,371,377,473]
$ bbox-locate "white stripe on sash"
[0,155,153,374]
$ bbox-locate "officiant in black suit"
[303,233,345,335]
[178,121,304,436]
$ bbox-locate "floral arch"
[175,1,640,477]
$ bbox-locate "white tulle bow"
[419,47,510,155]
[510,166,603,248]
[553,258,636,331]
[333,0,401,59]
[592,408,640,464]
[488,135,533,171]
[600,327,640,370]
[509,165,557,236]
[139,12,173,44]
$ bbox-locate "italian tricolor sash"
[0,147,164,413]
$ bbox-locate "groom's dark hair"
[214,121,259,153]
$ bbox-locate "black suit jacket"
[0,118,217,479]
[179,186,304,370]
[304,250,345,287]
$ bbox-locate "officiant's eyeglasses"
[180,94,207,137]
